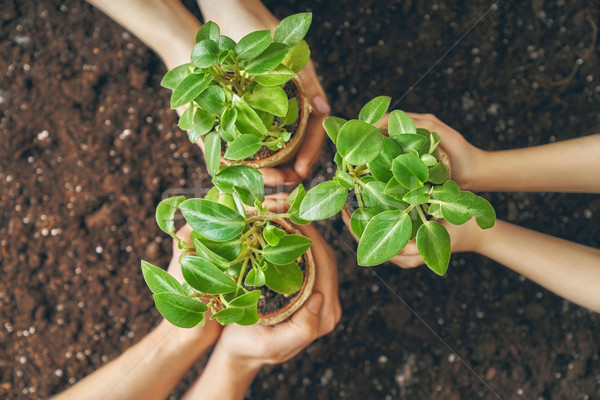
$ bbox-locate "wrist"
[463,147,490,191]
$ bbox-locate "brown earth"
[1,1,599,399]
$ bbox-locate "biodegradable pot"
[221,76,311,169]
[257,219,316,325]
[341,146,452,244]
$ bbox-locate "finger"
[294,111,328,179]
[262,192,290,213]
[398,241,419,256]
[259,166,301,186]
[389,254,425,269]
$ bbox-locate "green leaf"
[299,180,348,221]
[263,224,286,246]
[191,237,230,270]
[212,165,265,206]
[141,260,186,295]
[334,170,355,189]
[281,39,310,73]
[223,134,262,160]
[402,187,430,205]
[337,120,383,165]
[433,180,460,202]
[273,13,312,47]
[177,104,194,130]
[244,43,290,74]
[179,199,245,241]
[237,309,260,325]
[244,268,266,287]
[155,196,185,235]
[384,177,409,201]
[196,21,220,43]
[264,261,303,294]
[235,30,272,62]
[366,136,403,182]
[233,96,268,137]
[229,290,261,308]
[357,210,412,266]
[191,231,242,262]
[196,86,226,114]
[263,234,312,265]
[392,154,429,190]
[288,185,309,225]
[170,73,211,109]
[221,108,238,132]
[363,181,407,210]
[358,96,391,125]
[212,307,244,325]
[181,255,237,294]
[388,110,417,135]
[244,85,288,117]
[427,202,444,219]
[323,116,346,144]
[281,98,299,126]
[428,162,448,184]
[161,63,191,90]
[153,293,207,328]
[218,35,236,52]
[416,221,451,276]
[350,208,377,238]
[440,191,495,229]
[191,39,219,68]
[189,108,216,142]
[255,64,296,86]
[390,133,426,153]
[421,153,438,167]
[204,131,221,176]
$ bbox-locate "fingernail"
[312,95,331,114]
[307,293,324,314]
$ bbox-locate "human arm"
[181,222,342,400]
[87,0,201,70]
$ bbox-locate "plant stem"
[416,205,429,225]
[236,258,249,289]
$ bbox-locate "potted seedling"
[297,96,496,275]
[141,165,315,327]
[161,13,313,176]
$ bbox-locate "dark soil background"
[1,1,599,399]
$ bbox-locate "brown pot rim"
[220,76,311,169]
[256,219,316,325]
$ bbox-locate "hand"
[210,222,341,370]
[376,112,484,190]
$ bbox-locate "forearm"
[53,321,212,400]
[87,0,200,69]
[474,220,600,312]
[197,0,279,40]
[471,134,600,193]
[182,344,261,400]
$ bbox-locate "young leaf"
[281,98,299,126]
[428,162,448,184]
[288,184,306,207]
[224,134,263,160]
[153,293,207,328]
[264,261,303,294]
[402,187,430,205]
[255,64,296,86]
[390,133,426,153]
[235,30,272,62]
[350,208,377,239]
[421,153,438,167]
[212,307,244,325]
[181,255,237,294]
[191,39,219,68]
[357,210,412,266]
[433,180,460,202]
[416,221,451,276]
[189,108,216,142]
[323,116,347,144]
[335,170,354,189]
[263,234,312,265]
[392,154,429,190]
[177,104,194,131]
[337,120,383,165]
[229,290,261,308]
[155,196,185,235]
[191,237,230,270]
[427,202,444,219]
[179,199,245,241]
[233,96,268,137]
[221,108,238,132]
[196,21,220,43]
[161,63,190,90]
[212,165,265,206]
[273,13,312,47]
[191,231,242,262]
[170,73,211,109]
[388,110,417,135]
[281,39,310,73]
[218,35,236,52]
[196,86,226,114]
[299,181,347,221]
[244,268,266,287]
[440,191,495,229]
[244,85,288,117]
[366,136,403,182]
[204,131,221,176]
[358,96,391,125]
[244,43,290,74]
[263,224,286,246]
[141,260,186,295]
